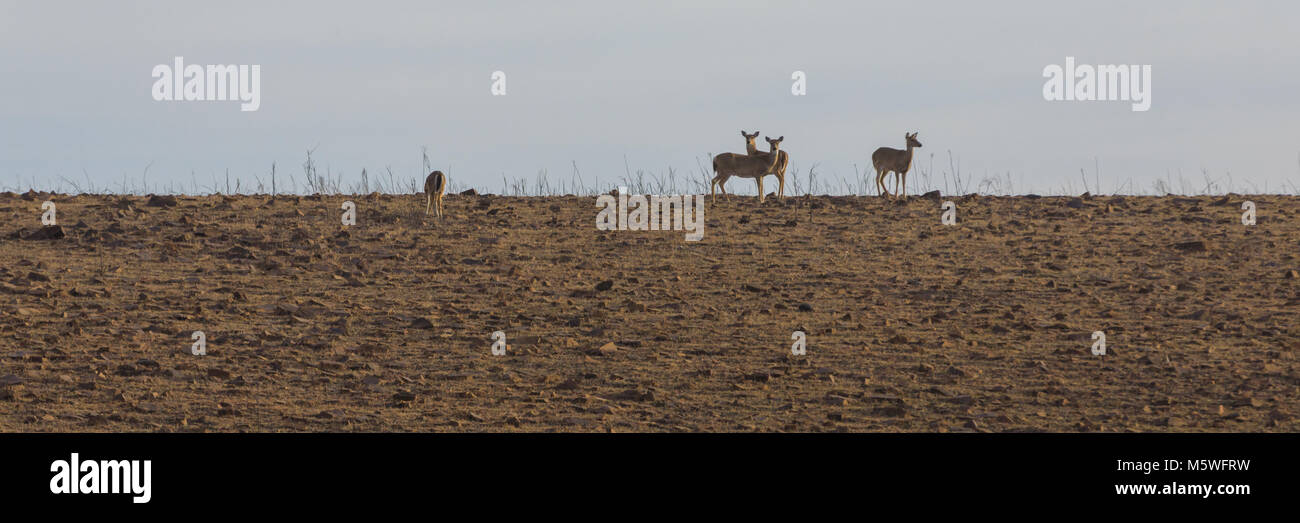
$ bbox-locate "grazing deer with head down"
[711,136,783,202]
[873,132,922,199]
[424,170,446,217]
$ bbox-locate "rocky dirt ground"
[0,191,1296,432]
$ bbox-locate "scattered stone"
[146,194,179,207]
[921,190,942,201]
[594,280,614,292]
[596,342,618,356]
[1161,416,1187,428]
[459,188,478,196]
[610,389,655,402]
[1172,240,1208,252]
[872,406,907,417]
[24,225,65,240]
[225,246,256,259]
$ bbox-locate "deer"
[711,136,783,202]
[424,170,447,217]
[872,132,922,199]
[711,131,789,200]
[710,130,759,199]
[768,145,788,199]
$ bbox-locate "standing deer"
[873,132,922,199]
[711,136,783,202]
[711,131,789,200]
[710,130,760,199]
[766,143,789,199]
[424,170,447,217]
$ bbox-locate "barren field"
[0,191,1297,432]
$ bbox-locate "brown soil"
[0,191,1296,432]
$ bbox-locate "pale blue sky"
[2,0,1298,195]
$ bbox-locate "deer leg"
[900,171,907,199]
[425,193,431,215]
[876,169,887,198]
[756,176,764,203]
[777,172,785,198]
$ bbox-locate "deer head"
[906,132,922,148]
